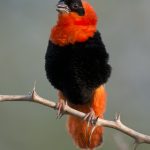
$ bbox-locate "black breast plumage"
[45,31,111,104]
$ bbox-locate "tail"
[67,86,107,149]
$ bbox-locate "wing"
[45,41,71,90]
[71,31,111,87]
[64,31,111,104]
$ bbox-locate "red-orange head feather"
[50,1,98,46]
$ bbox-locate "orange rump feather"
[67,86,107,149]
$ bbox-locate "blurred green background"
[0,0,150,149]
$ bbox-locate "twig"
[0,88,150,148]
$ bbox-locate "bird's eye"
[72,3,79,9]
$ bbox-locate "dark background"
[0,0,150,149]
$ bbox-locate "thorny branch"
[0,87,150,149]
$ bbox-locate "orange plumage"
[67,86,106,149]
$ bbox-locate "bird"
[45,0,111,149]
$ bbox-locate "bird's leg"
[56,90,67,119]
[84,108,99,146]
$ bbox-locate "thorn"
[33,80,36,91]
[133,140,139,150]
[31,81,37,99]
[115,112,121,122]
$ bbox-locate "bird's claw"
[55,99,67,119]
[84,109,99,126]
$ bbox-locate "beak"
[56,1,70,13]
